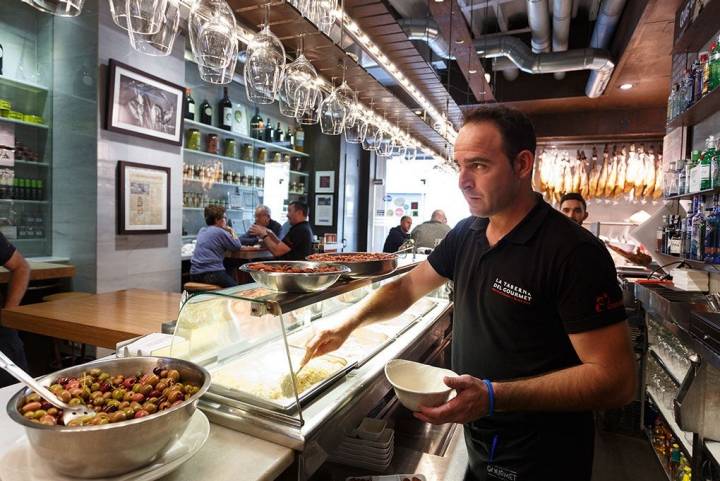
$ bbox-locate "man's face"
[287,205,303,225]
[455,122,527,217]
[560,200,588,225]
[255,210,270,227]
[401,218,412,233]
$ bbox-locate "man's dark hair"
[463,105,537,162]
[559,192,587,211]
[400,215,411,222]
[289,201,309,217]
[204,205,226,225]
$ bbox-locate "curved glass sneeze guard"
[169,269,443,419]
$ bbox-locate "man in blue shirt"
[190,205,244,287]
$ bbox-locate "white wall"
[95,1,183,292]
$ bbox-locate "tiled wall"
[95,0,183,293]
[51,1,98,292]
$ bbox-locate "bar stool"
[182,282,222,294]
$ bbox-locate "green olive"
[98,372,110,382]
[122,407,135,418]
[47,407,58,416]
[60,390,72,403]
[132,384,142,393]
[23,410,35,419]
[143,403,158,414]
[91,382,100,391]
[92,397,106,407]
[39,415,56,426]
[167,370,180,382]
[49,384,63,395]
[112,389,125,400]
[68,398,83,406]
[33,409,48,419]
[26,393,41,403]
[89,368,102,377]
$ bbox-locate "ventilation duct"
[585,0,627,95]
[398,18,454,61]
[526,0,551,53]
[474,35,614,98]
[552,0,572,80]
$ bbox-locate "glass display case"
[169,256,452,478]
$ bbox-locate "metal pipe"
[526,0,551,53]
[552,0,572,80]
[475,35,614,97]
[397,18,455,60]
[585,0,627,96]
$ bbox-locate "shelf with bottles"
[647,389,695,458]
[673,0,720,55]
[667,79,720,130]
[182,162,265,190]
[182,191,251,211]
[663,135,719,199]
[184,119,308,158]
[182,148,264,170]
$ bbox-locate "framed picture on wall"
[117,161,171,235]
[106,59,184,145]
[315,170,335,193]
[315,194,334,226]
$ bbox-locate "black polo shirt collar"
[470,194,551,245]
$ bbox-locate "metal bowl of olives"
[6,356,211,478]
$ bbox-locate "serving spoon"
[0,350,95,425]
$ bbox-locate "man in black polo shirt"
[249,201,314,261]
[0,233,31,387]
[304,106,635,480]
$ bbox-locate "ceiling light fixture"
[468,69,477,74]
[619,83,633,90]
[484,73,491,83]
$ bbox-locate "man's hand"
[248,224,268,237]
[302,325,352,366]
[414,375,489,425]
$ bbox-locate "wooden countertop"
[1,288,181,349]
[0,261,75,283]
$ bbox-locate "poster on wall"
[315,170,335,193]
[315,194,334,226]
[106,59,184,145]
[117,161,170,234]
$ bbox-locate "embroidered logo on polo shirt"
[595,292,623,312]
[487,464,519,480]
[491,277,532,304]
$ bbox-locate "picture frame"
[315,170,335,193]
[106,59,184,145]
[117,161,171,235]
[314,194,333,226]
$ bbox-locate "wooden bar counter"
[0,261,75,283]
[1,288,181,349]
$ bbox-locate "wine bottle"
[184,88,195,121]
[264,118,273,142]
[219,87,232,131]
[294,125,305,152]
[274,122,282,142]
[250,107,263,139]
[199,99,212,125]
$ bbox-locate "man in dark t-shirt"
[0,233,31,387]
[303,106,636,481]
[383,216,412,253]
[249,201,314,261]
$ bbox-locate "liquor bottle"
[657,217,665,253]
[250,107,263,139]
[294,124,305,152]
[669,444,681,479]
[219,87,232,131]
[199,99,212,125]
[703,45,714,96]
[701,147,712,191]
[264,118,273,142]
[690,202,706,260]
[284,127,293,144]
[711,37,720,91]
[184,88,195,121]
[37,179,43,200]
[693,56,704,102]
[704,196,718,262]
[274,122,282,142]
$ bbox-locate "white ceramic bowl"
[384,359,457,412]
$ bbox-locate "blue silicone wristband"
[483,379,495,417]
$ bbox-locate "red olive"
[134,410,149,419]
[22,402,42,413]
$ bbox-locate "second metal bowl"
[306,252,399,278]
[240,261,351,293]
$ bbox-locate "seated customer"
[0,233,31,388]
[238,205,283,245]
[411,209,451,248]
[249,201,314,261]
[383,215,412,253]
[190,205,244,287]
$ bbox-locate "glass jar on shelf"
[257,148,268,163]
[240,174,248,186]
[207,134,219,154]
[248,176,255,187]
[186,129,201,151]
[224,139,236,158]
[241,143,253,160]
[298,182,304,193]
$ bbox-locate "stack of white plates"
[329,418,394,471]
